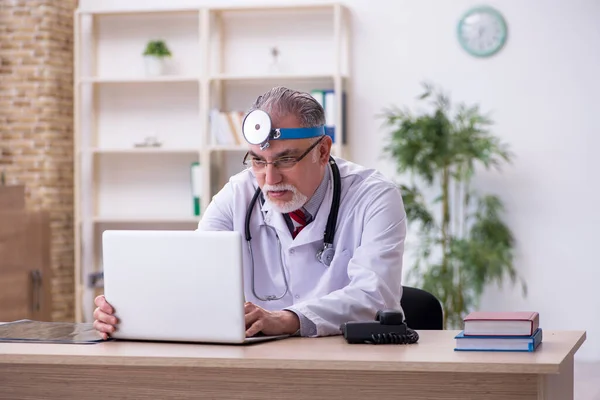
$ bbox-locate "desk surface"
[0,330,585,375]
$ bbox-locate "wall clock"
[457,6,507,58]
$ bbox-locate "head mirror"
[242,109,272,146]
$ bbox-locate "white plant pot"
[144,56,167,76]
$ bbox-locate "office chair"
[400,286,444,330]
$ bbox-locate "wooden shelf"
[209,4,342,13]
[88,148,200,155]
[79,76,201,84]
[93,216,200,224]
[209,145,248,152]
[210,73,346,83]
[77,8,200,16]
[73,3,350,323]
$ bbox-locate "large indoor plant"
[380,82,527,329]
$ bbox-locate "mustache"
[262,184,298,193]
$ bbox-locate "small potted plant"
[143,39,172,76]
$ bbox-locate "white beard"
[262,183,308,214]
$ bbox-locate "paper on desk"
[0,319,107,344]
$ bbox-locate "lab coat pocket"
[313,248,352,295]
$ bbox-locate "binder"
[191,162,202,216]
[310,89,346,144]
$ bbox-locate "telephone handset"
[340,309,419,345]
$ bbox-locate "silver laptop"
[101,229,288,344]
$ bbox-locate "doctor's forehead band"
[241,109,325,150]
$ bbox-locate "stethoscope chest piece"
[317,245,335,267]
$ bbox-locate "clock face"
[457,6,507,57]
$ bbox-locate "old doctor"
[93,86,407,339]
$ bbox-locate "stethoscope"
[241,109,342,301]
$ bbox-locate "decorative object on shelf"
[143,39,172,76]
[268,46,281,73]
[134,136,162,148]
[457,5,507,58]
[88,272,104,289]
[380,82,527,329]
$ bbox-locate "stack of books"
[454,311,543,352]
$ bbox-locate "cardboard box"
[0,185,52,322]
[0,185,25,211]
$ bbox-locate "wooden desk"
[0,330,586,400]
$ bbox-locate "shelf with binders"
[207,76,348,157]
[91,152,202,221]
[74,3,351,323]
[206,1,349,154]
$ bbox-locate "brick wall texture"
[0,1,77,321]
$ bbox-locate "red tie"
[289,209,307,238]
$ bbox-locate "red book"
[463,311,539,336]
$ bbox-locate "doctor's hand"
[244,302,300,337]
[93,294,118,340]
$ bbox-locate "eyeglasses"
[242,136,325,171]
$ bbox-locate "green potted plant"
[380,82,527,329]
[143,39,172,76]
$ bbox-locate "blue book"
[454,328,543,352]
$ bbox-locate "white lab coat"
[197,156,406,337]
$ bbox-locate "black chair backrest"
[400,286,443,330]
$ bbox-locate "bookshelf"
[73,3,351,322]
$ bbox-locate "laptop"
[101,229,289,344]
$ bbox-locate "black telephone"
[340,309,419,345]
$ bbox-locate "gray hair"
[247,86,326,128]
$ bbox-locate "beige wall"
[0,0,77,321]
